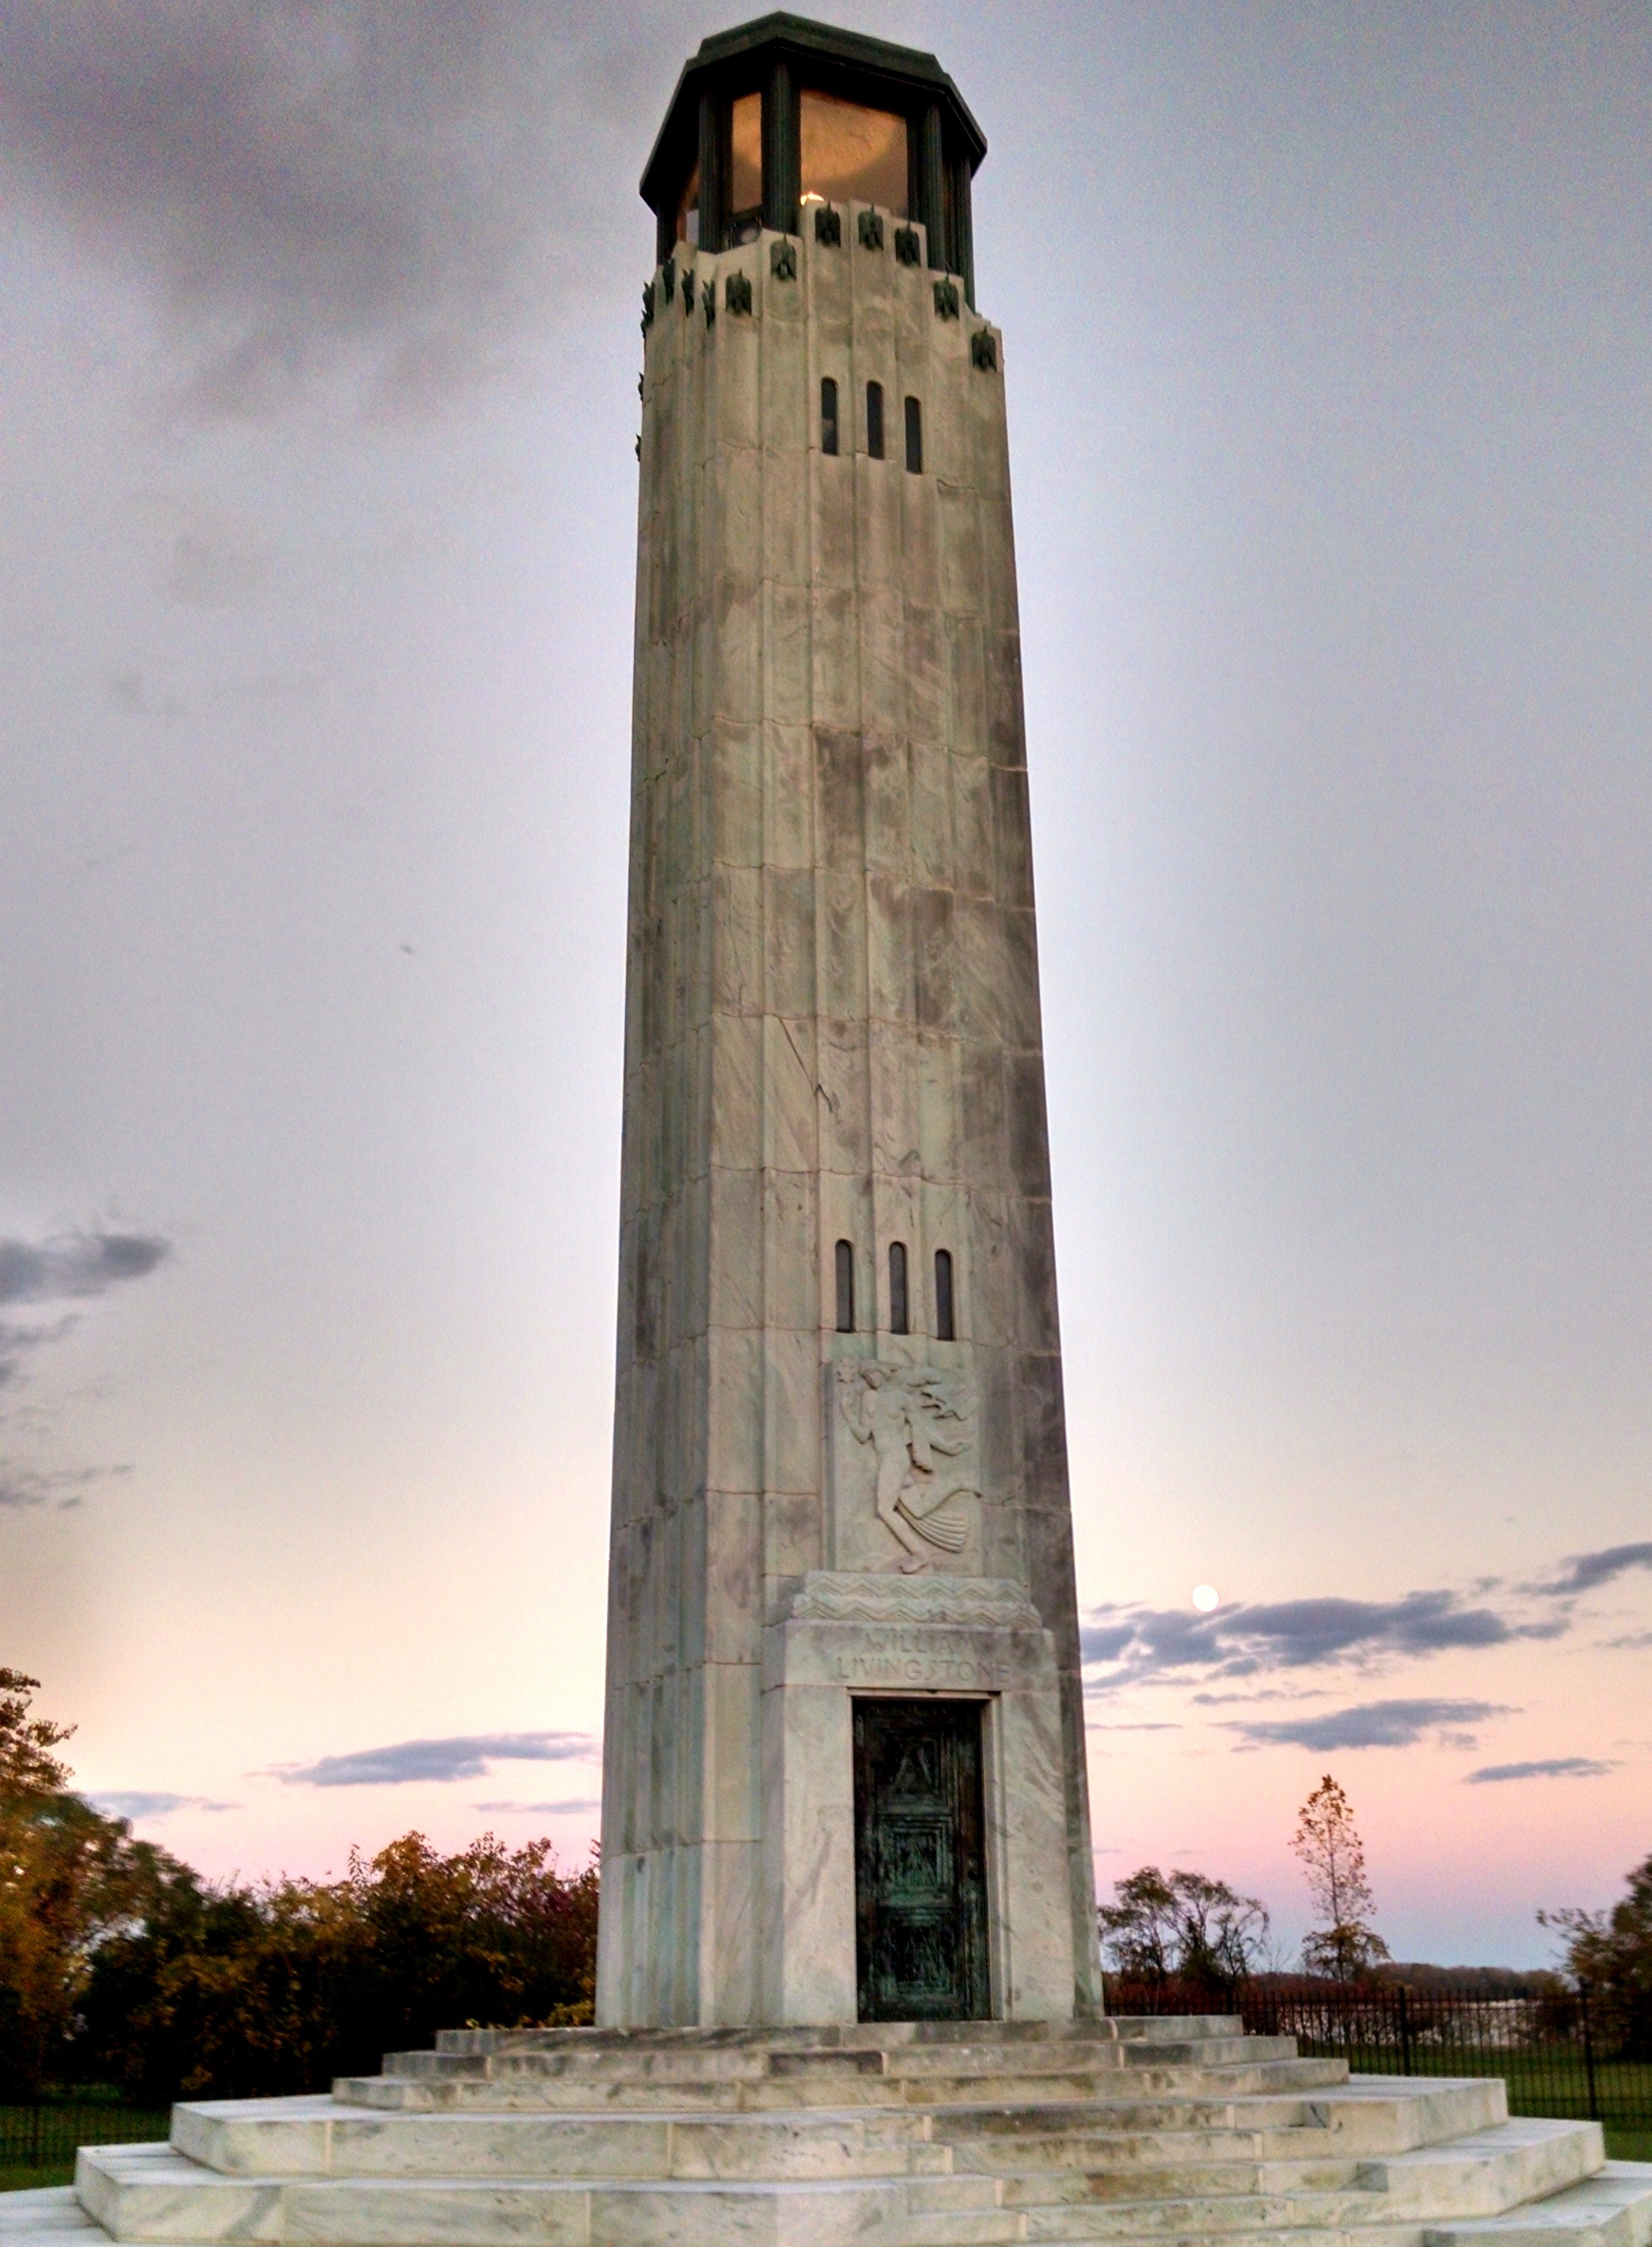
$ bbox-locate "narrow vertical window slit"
[888,1241,908,1335]
[866,380,885,459]
[834,1239,855,1333]
[905,395,922,473]
[935,1249,955,1341]
[820,375,838,456]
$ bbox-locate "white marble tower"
[598,13,1102,2030]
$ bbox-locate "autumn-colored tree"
[0,1668,74,1795]
[1,1670,601,2099]
[82,1830,599,2101]
[1291,1774,1390,1982]
[1099,1865,1272,1987]
[0,1669,181,2096]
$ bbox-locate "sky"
[0,0,1648,1972]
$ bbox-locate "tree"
[1171,1870,1273,1985]
[0,1670,178,2096]
[79,1829,600,2100]
[1539,1851,1652,2060]
[0,1668,74,1795]
[1098,1867,1178,1982]
[1292,1774,1390,1982]
[1099,1865,1272,1987]
[1,1670,602,2099]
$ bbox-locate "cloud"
[0,1228,170,1502]
[0,1,666,419]
[0,1230,170,1306]
[1464,1758,1618,1784]
[0,1462,133,1511]
[0,1317,77,1391]
[87,1790,239,1819]
[471,1797,601,1814]
[1081,1588,1558,1690]
[1533,1544,1652,1598]
[277,1729,596,1786]
[1227,1698,1513,1752]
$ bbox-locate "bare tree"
[1292,1774,1390,1982]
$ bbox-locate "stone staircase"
[4,2016,1650,2247]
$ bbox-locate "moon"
[1192,1584,1220,1612]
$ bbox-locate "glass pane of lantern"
[730,91,761,224]
[676,163,700,244]
[800,90,907,215]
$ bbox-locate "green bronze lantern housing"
[641,10,987,304]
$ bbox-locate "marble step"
[64,2139,1652,2247]
[171,2097,952,2181]
[170,2089,1404,2187]
[874,2038,1283,2078]
[1006,2122,1600,2234]
[337,2056,1349,2115]
[1000,2161,1374,2206]
[1028,2169,1652,2247]
[75,2143,1020,2247]
[1015,2186,1389,2232]
[937,2083,1508,2167]
[1023,2231,1430,2247]
[383,2031,1291,2088]
[1422,2163,1652,2247]
[1360,2126,1606,2220]
[950,2133,1370,2178]
[0,2190,106,2247]
[174,2080,1478,2184]
[428,2017,1247,2062]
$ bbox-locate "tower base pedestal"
[27,2015,1652,2247]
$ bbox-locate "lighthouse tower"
[599,12,1101,2030]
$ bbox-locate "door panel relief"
[852,1696,990,2020]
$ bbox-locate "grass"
[1311,2049,1652,2164]
[0,2161,77,2192]
[0,2103,170,2197]
[1329,2042,1652,2122]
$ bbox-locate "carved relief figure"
[838,1365,980,1572]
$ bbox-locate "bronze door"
[852,1697,991,2021]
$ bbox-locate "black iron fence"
[0,2101,170,2178]
[1105,1977,1652,2131]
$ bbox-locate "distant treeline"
[1377,1963,1558,1997]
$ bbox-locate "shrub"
[78,1831,599,2101]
